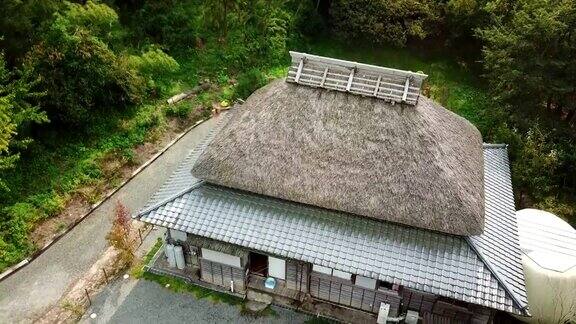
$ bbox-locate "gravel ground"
[81,278,313,324]
[0,116,223,323]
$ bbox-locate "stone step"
[245,300,269,313]
[247,290,273,304]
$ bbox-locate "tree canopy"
[479,0,576,118]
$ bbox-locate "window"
[378,280,394,290]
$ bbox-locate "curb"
[0,118,208,282]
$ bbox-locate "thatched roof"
[192,79,485,235]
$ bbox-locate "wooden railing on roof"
[286,51,428,105]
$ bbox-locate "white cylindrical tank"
[515,209,576,323]
[174,245,185,270]
[165,243,176,268]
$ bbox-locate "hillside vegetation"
[0,0,574,271]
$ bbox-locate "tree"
[330,0,442,46]
[510,125,560,201]
[24,1,146,125]
[0,54,48,191]
[478,0,576,120]
[0,0,61,65]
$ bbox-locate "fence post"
[85,288,91,306]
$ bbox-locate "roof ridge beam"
[465,237,530,315]
[286,51,428,105]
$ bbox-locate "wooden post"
[85,288,91,306]
[138,228,143,245]
[346,68,355,92]
[373,75,382,96]
[320,67,328,87]
[402,76,410,102]
[295,58,304,83]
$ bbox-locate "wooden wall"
[309,271,402,316]
[200,258,246,292]
[285,260,309,293]
[401,287,437,314]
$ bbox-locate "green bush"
[0,202,37,270]
[234,69,268,100]
[0,0,62,64]
[61,1,122,44]
[535,196,575,223]
[123,48,180,96]
[166,101,194,119]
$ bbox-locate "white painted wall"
[312,264,352,280]
[268,257,286,279]
[201,248,241,268]
[355,275,377,289]
[312,264,332,275]
[332,269,352,280]
[169,229,187,241]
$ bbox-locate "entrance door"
[248,252,268,276]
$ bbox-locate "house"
[135,52,529,323]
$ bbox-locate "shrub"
[123,48,180,96]
[106,202,134,266]
[166,101,194,119]
[61,1,122,44]
[0,54,48,191]
[0,202,37,271]
[234,69,268,100]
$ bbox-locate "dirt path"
[0,116,222,323]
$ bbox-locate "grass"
[304,317,339,324]
[240,303,278,318]
[131,237,163,278]
[141,271,244,305]
[136,237,244,306]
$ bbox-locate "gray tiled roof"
[137,142,528,315]
[139,114,230,211]
[469,145,529,310]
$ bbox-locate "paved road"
[80,279,312,324]
[0,116,223,323]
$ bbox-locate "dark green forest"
[1,0,575,271]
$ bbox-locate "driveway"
[0,115,224,323]
[80,278,313,324]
